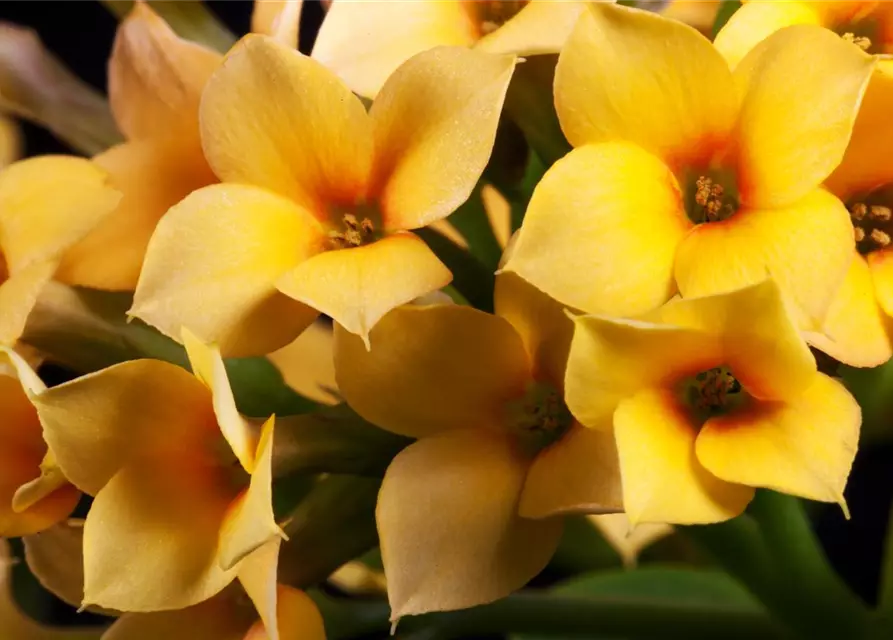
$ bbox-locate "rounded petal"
[131,184,322,358]
[109,2,221,142]
[713,0,822,70]
[251,0,303,49]
[378,429,563,619]
[504,143,690,317]
[0,261,56,346]
[277,232,452,344]
[475,1,585,56]
[267,322,339,405]
[674,188,854,331]
[733,25,875,209]
[200,35,372,216]
[22,521,91,609]
[243,586,326,640]
[55,139,216,291]
[103,597,252,640]
[371,46,514,231]
[311,0,477,99]
[697,374,859,507]
[808,252,893,368]
[554,3,736,166]
[334,303,529,439]
[869,247,893,317]
[614,387,754,525]
[0,156,120,273]
[519,421,623,519]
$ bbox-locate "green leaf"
[842,360,893,444]
[549,516,622,576]
[447,184,503,271]
[225,357,315,417]
[712,0,742,38]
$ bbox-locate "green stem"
[101,0,236,52]
[447,184,503,271]
[416,228,495,313]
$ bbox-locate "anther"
[870,205,892,221]
[871,229,891,247]
[328,213,376,250]
[855,226,866,243]
[842,32,872,50]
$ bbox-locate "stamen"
[473,0,529,35]
[842,32,872,51]
[691,175,736,223]
[505,381,573,455]
[328,213,376,250]
[850,202,893,253]
[687,367,742,414]
[871,229,891,247]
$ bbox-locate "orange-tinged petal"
[251,0,303,49]
[614,387,754,525]
[554,3,736,166]
[243,585,326,640]
[504,143,690,317]
[378,429,563,619]
[565,315,719,428]
[0,466,77,538]
[869,247,893,317]
[647,280,817,401]
[807,252,893,368]
[475,1,584,56]
[371,46,514,231]
[334,303,529,439]
[55,138,216,291]
[131,184,322,358]
[714,0,822,70]
[674,189,854,331]
[494,271,573,390]
[733,25,875,209]
[109,2,221,142]
[268,322,339,405]
[32,359,214,496]
[0,156,120,273]
[201,35,372,216]
[519,421,623,519]
[0,261,55,346]
[103,596,252,640]
[277,232,451,343]
[826,61,893,200]
[697,374,859,507]
[311,0,477,99]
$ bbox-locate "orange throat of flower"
[684,170,739,225]
[680,366,747,423]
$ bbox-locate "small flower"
[565,280,860,525]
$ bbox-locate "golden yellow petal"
[0,261,56,346]
[251,0,303,49]
[475,1,585,56]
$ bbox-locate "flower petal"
[251,0,303,49]
[268,322,339,405]
[713,0,821,70]
[519,421,623,519]
[697,374,859,507]
[674,188,854,331]
[869,248,893,317]
[475,1,585,56]
[131,184,321,358]
[0,156,120,273]
[200,35,372,216]
[32,359,214,496]
[109,2,221,142]
[807,252,893,368]
[333,302,529,438]
[311,0,477,99]
[277,232,452,343]
[243,586,326,640]
[494,271,573,390]
[614,387,754,525]
[23,521,89,609]
[102,592,253,640]
[554,2,736,166]
[55,139,216,291]
[0,115,21,168]
[588,513,673,568]
[371,46,514,231]
[378,428,563,619]
[236,540,282,640]
[733,25,875,208]
[0,261,56,346]
[504,142,690,317]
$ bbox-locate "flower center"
[849,189,893,255]
[680,366,746,420]
[683,171,739,224]
[327,212,377,250]
[837,13,885,54]
[471,0,529,36]
[505,381,573,456]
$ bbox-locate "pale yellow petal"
[131,184,322,358]
[251,0,303,49]
[267,322,339,405]
[22,520,88,609]
[243,585,326,640]
[102,593,254,640]
[236,540,282,640]
[378,429,563,619]
[588,513,673,568]
[0,261,56,346]
[475,1,585,56]
[277,233,451,343]
[333,303,529,439]
[869,247,893,317]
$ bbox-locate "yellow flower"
[504,3,875,337]
[0,156,121,346]
[565,280,860,525]
[659,0,721,35]
[334,273,622,619]
[0,349,78,537]
[312,0,585,98]
[29,329,283,621]
[132,36,515,355]
[715,1,893,367]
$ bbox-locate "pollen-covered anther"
[694,176,734,222]
[842,32,872,51]
[505,381,573,454]
[690,367,742,413]
[850,202,893,252]
[871,229,891,248]
[474,0,529,35]
[328,213,376,250]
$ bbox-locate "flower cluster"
[0,1,890,638]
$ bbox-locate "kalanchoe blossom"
[132,36,515,355]
[334,273,622,619]
[504,3,875,339]
[565,280,860,525]
[0,349,78,538]
[29,329,285,636]
[715,1,893,367]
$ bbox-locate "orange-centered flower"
[504,2,876,337]
[565,280,860,525]
[30,330,283,624]
[334,273,622,619]
[715,1,893,367]
[131,36,515,356]
[312,0,584,98]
